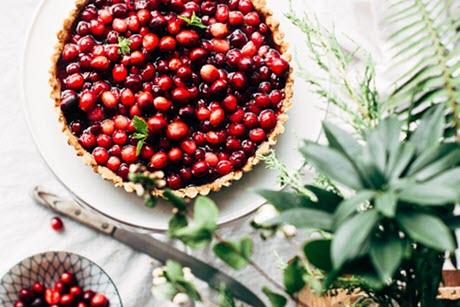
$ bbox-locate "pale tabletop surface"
[0,1,383,306]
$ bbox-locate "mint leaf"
[132,116,149,156]
[118,36,131,55]
[178,12,207,29]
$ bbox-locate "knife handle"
[32,186,115,235]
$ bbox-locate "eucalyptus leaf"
[370,237,404,281]
[301,141,363,190]
[218,284,236,307]
[264,208,333,231]
[397,212,455,251]
[194,196,219,229]
[173,225,213,249]
[165,260,184,282]
[213,238,253,270]
[262,287,287,307]
[304,239,333,271]
[283,257,306,294]
[332,210,379,268]
[163,189,187,211]
[375,191,398,217]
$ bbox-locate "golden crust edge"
[49,0,294,199]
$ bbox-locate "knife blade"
[32,186,266,307]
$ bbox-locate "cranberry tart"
[50,0,293,198]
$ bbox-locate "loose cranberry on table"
[13,272,110,307]
[56,0,290,190]
[50,216,64,232]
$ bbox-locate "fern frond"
[384,0,460,138]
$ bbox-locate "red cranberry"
[121,145,137,163]
[112,64,128,82]
[168,147,183,162]
[70,286,82,298]
[167,173,182,189]
[258,109,277,130]
[192,161,209,177]
[32,283,45,295]
[159,36,177,51]
[171,87,190,102]
[80,133,96,149]
[166,121,189,140]
[60,294,74,306]
[216,4,229,22]
[93,147,109,165]
[268,57,289,76]
[229,72,247,89]
[64,73,85,90]
[150,152,168,169]
[217,160,233,175]
[229,11,244,25]
[107,156,121,171]
[212,39,230,53]
[200,64,219,83]
[114,115,129,130]
[62,44,80,61]
[101,91,118,108]
[249,128,266,143]
[91,293,108,307]
[113,130,128,145]
[45,289,61,305]
[50,216,64,232]
[190,47,208,62]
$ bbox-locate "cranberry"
[200,64,219,83]
[121,145,137,163]
[107,156,121,171]
[62,44,79,61]
[45,289,61,305]
[113,130,128,145]
[217,160,233,175]
[150,152,168,169]
[216,4,229,22]
[80,133,96,149]
[168,147,183,162]
[259,109,277,130]
[91,293,108,307]
[167,174,182,189]
[70,286,83,298]
[50,217,64,231]
[268,57,289,76]
[93,147,109,165]
[112,64,128,82]
[229,11,244,25]
[249,128,266,143]
[171,87,190,102]
[64,73,85,90]
[167,121,189,140]
[192,161,209,177]
[212,39,230,53]
[32,282,45,295]
[159,36,177,51]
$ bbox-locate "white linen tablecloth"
[0,1,383,306]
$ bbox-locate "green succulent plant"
[259,106,460,306]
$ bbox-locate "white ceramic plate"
[22,0,323,232]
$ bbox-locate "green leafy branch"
[286,4,381,135]
[384,0,460,138]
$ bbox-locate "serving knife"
[32,186,266,307]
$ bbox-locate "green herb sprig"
[117,36,131,55]
[178,12,207,29]
[132,116,149,156]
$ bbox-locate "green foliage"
[385,0,460,137]
[132,116,149,155]
[260,109,460,305]
[169,196,219,249]
[213,237,254,270]
[218,284,236,307]
[164,260,202,301]
[283,257,306,294]
[262,287,287,307]
[117,36,131,55]
[178,12,207,29]
[286,4,381,134]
